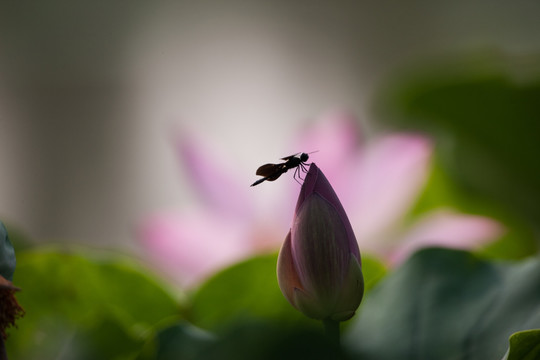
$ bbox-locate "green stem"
[322,319,340,346]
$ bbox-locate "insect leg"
[292,167,303,185]
[298,163,308,180]
[296,166,304,181]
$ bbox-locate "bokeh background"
[1,1,539,250]
[1,2,540,359]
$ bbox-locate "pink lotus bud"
[277,163,364,321]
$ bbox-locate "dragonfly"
[250,152,313,187]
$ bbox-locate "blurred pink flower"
[138,112,503,287]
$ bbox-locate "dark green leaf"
[344,248,540,360]
[151,320,348,360]
[200,321,349,360]
[139,321,215,360]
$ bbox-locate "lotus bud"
[277,163,364,321]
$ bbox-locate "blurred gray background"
[1,1,539,248]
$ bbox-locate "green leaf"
[361,254,387,293]
[344,248,540,360]
[5,247,181,360]
[376,61,540,233]
[189,253,312,331]
[503,329,540,360]
[188,252,385,331]
[407,154,537,260]
[0,221,16,281]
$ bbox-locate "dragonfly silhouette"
[250,152,313,187]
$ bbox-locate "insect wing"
[265,171,284,181]
[280,153,300,161]
[255,163,278,177]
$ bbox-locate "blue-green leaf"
[0,221,16,281]
[344,248,540,360]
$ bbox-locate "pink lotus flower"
[138,112,503,288]
[277,163,364,321]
